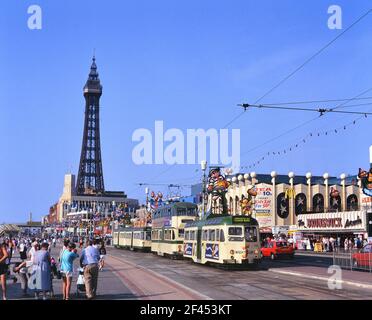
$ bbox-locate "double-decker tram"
[112,226,152,251]
[151,202,198,258]
[183,215,261,266]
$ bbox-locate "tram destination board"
[232,216,252,224]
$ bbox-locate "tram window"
[209,229,216,241]
[228,227,243,236]
[179,229,185,238]
[164,230,170,240]
[172,230,175,240]
[146,231,151,241]
[159,230,163,240]
[216,229,220,241]
[190,231,195,240]
[141,232,145,240]
[245,227,258,242]
[185,231,189,240]
[220,230,225,242]
[202,230,208,241]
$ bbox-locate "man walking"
[80,240,100,299]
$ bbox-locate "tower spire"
[77,57,105,195]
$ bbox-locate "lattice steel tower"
[76,56,105,195]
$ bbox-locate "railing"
[333,248,372,273]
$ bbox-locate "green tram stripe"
[151,240,184,244]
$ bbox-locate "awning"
[259,227,272,233]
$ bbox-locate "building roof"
[0,224,20,236]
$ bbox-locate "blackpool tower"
[76,57,105,195]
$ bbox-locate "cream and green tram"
[151,202,198,258]
[183,215,261,266]
[113,230,120,247]
[113,227,152,251]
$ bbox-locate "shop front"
[296,210,368,250]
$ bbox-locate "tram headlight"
[230,249,235,255]
[254,249,259,255]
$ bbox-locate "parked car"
[261,240,295,260]
[352,243,372,268]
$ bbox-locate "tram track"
[106,247,372,300]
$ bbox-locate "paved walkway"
[3,245,134,300]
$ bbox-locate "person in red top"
[0,242,10,300]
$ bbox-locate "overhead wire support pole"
[238,103,372,116]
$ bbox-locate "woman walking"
[34,242,52,300]
[60,242,79,300]
[0,242,9,300]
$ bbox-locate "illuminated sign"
[232,217,251,224]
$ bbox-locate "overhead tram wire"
[239,84,372,115]
[253,8,372,105]
[258,96,372,106]
[238,103,372,116]
[222,8,372,130]
[139,9,372,180]
[238,85,372,158]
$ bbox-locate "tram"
[151,202,198,258]
[183,215,261,265]
[113,226,152,251]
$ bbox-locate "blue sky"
[0,0,371,222]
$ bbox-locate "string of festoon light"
[239,112,369,171]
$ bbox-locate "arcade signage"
[307,218,342,228]
[297,212,365,231]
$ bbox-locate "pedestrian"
[28,240,39,262]
[59,239,70,264]
[348,238,353,251]
[344,238,348,251]
[19,240,28,261]
[80,239,100,299]
[13,261,29,297]
[33,242,52,300]
[60,242,79,300]
[0,242,10,300]
[99,242,106,271]
[53,238,56,248]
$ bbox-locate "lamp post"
[271,171,277,226]
[250,172,257,219]
[201,160,207,218]
[306,172,312,212]
[288,172,295,225]
[340,173,346,211]
[323,173,329,212]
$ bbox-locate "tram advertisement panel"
[152,217,171,228]
[255,184,273,227]
[205,243,219,260]
[184,243,193,256]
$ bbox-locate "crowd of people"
[262,234,369,252]
[297,236,368,252]
[0,235,107,300]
